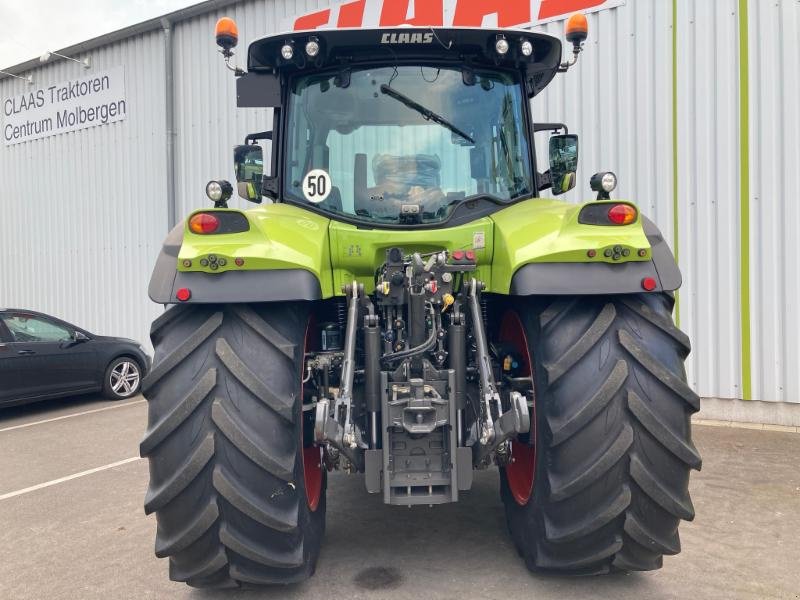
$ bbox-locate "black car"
[0,308,151,407]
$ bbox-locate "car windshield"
[284,65,533,225]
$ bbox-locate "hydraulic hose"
[381,305,437,364]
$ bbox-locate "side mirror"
[234,144,264,203]
[548,134,579,195]
[68,331,90,346]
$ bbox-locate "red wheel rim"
[303,445,323,511]
[301,320,323,512]
[499,310,537,506]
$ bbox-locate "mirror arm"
[245,131,272,144]
[534,122,568,134]
[261,175,279,199]
[537,170,552,192]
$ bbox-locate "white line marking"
[0,457,142,501]
[0,399,145,433]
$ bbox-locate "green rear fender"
[148,198,681,305]
[490,199,681,295]
[148,204,334,304]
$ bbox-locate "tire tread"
[141,304,324,588]
[500,294,699,575]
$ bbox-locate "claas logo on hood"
[380,32,434,44]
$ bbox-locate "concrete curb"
[692,417,799,434]
[696,397,800,428]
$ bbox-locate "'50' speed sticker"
[302,169,332,203]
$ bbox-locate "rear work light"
[189,212,220,234]
[578,203,638,226]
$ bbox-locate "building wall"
[0,30,169,349]
[1,0,798,408]
[747,0,800,404]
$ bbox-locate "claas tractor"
[141,14,701,588]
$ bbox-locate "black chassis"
[307,248,530,506]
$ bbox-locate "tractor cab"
[215,22,587,227]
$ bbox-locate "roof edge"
[1,0,242,79]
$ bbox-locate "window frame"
[278,60,540,230]
[1,312,74,344]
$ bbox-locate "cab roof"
[246,27,562,97]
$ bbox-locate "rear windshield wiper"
[380,84,475,145]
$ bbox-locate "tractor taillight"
[189,213,220,234]
[608,204,637,225]
[579,202,638,226]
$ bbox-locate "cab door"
[0,312,97,402]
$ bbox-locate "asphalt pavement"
[1,394,798,600]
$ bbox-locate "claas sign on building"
[288,0,624,30]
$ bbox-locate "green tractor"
[141,14,701,588]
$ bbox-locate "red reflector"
[176,288,192,301]
[641,277,657,291]
[608,204,637,225]
[189,212,220,234]
[452,250,465,261]
[235,257,244,267]
[465,250,476,262]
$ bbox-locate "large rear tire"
[499,293,701,574]
[140,303,325,588]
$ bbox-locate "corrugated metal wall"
[172,0,331,217]
[533,0,738,399]
[0,30,168,348]
[1,0,798,404]
[674,0,744,401]
[749,0,800,403]
[533,0,799,405]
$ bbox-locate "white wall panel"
[532,0,674,242]
[749,0,800,402]
[172,0,330,217]
[675,0,743,400]
[0,31,168,348]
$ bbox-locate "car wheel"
[103,357,142,400]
